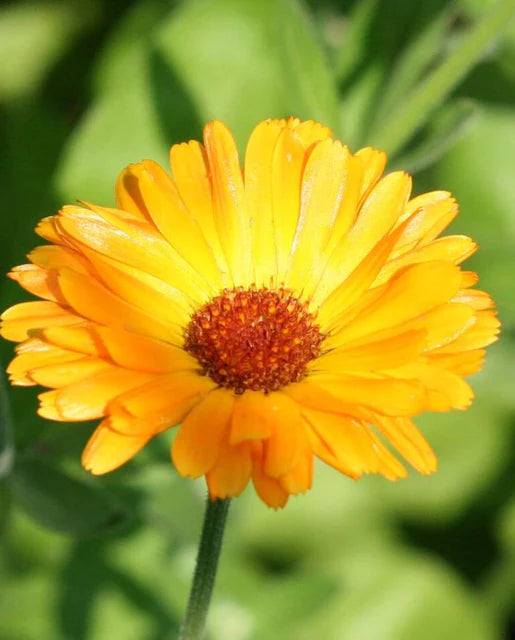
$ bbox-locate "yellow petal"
[354,147,387,202]
[271,127,305,283]
[317,220,409,329]
[433,309,500,353]
[0,301,83,342]
[170,140,230,285]
[378,235,477,284]
[203,121,251,285]
[319,171,412,301]
[286,139,351,295]
[315,329,426,372]
[326,261,462,348]
[244,120,284,286]
[398,191,458,249]
[115,163,151,220]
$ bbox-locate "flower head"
[1,118,499,507]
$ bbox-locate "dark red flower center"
[184,286,324,393]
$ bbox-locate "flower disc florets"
[184,286,324,393]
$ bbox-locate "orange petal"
[82,422,151,475]
[288,375,426,417]
[303,408,406,480]
[230,390,274,444]
[206,441,252,499]
[251,442,289,509]
[27,356,111,389]
[279,449,314,495]
[428,350,486,376]
[263,392,305,477]
[56,268,174,343]
[7,339,83,386]
[38,368,154,421]
[138,160,221,288]
[172,389,234,477]
[8,264,64,304]
[385,363,474,411]
[109,371,215,426]
[0,301,83,342]
[359,409,437,474]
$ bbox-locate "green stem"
[178,497,231,640]
[371,0,515,156]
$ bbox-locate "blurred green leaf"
[391,99,479,173]
[431,105,515,327]
[372,393,511,522]
[0,371,14,479]
[56,0,340,204]
[157,0,339,146]
[371,7,451,129]
[295,545,499,640]
[372,0,515,156]
[10,459,130,535]
[0,0,98,101]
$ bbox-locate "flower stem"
[178,497,231,640]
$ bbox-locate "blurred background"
[1,0,514,638]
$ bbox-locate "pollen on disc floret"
[184,286,325,394]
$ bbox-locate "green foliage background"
[1,0,514,638]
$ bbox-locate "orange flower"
[1,118,499,507]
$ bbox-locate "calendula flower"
[1,118,499,508]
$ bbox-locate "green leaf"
[9,459,130,535]
[431,105,515,327]
[372,0,515,156]
[0,371,14,479]
[391,99,479,173]
[0,0,97,101]
[155,0,340,146]
[370,7,451,129]
[295,545,499,640]
[56,0,340,203]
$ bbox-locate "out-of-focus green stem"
[372,0,515,156]
[178,497,231,640]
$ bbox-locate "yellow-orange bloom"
[1,118,499,507]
